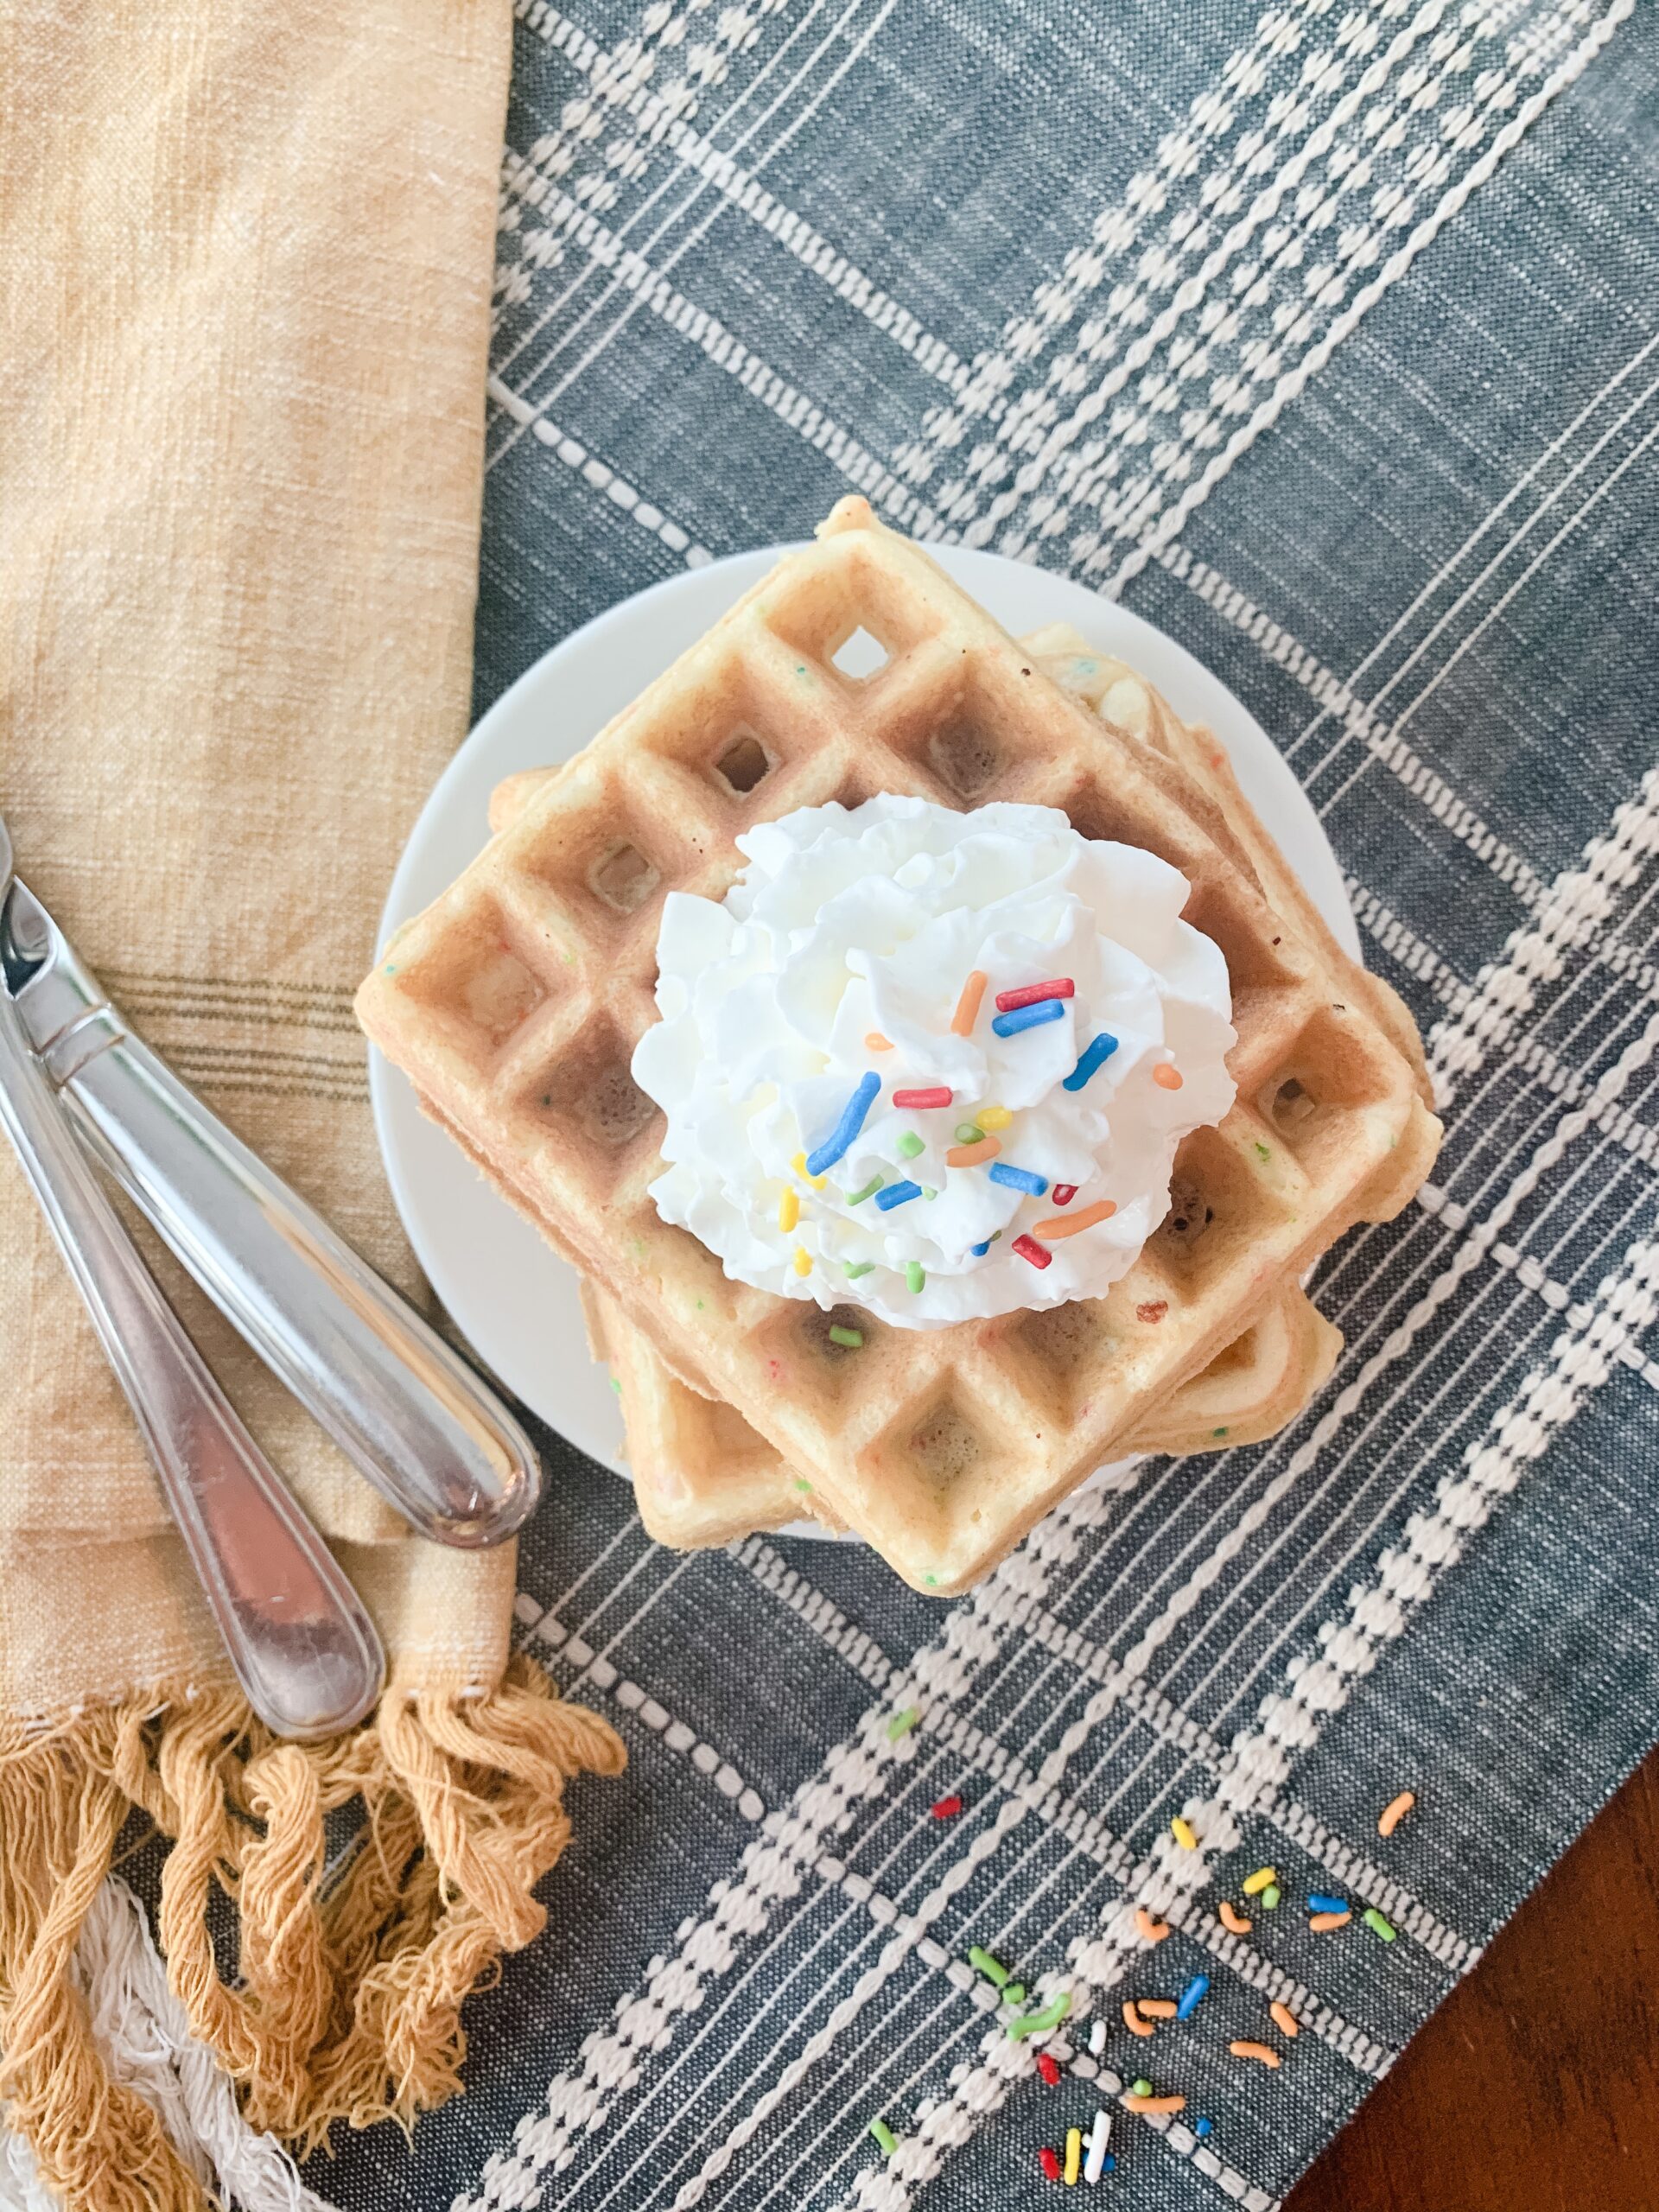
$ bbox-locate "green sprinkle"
[796,663,808,677]
[382,963,398,976]
[922,1186,938,1200]
[1007,1991,1071,2040]
[609,1377,621,1395]
[793,1478,812,1493]
[1132,2077,1153,2100]
[955,1122,985,1144]
[887,1706,919,1741]
[968,1944,1010,1986]
[1212,1426,1229,1438]
[847,1176,884,1205]
[1363,1907,1396,1942]
[897,1132,925,1160]
[924,1574,938,1587]
[843,1260,875,1279]
[1002,1984,1025,2007]
[906,1261,925,1294]
[868,2118,898,2157]
[829,1324,864,1349]
[696,1299,705,1310]
[1255,1141,1271,1161]
[1262,1884,1281,1910]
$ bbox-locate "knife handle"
[33,989,540,1549]
[0,990,385,1740]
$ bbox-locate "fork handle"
[0,989,384,1740]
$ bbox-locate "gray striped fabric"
[316,3,1659,2204]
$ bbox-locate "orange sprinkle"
[865,1031,893,1052]
[950,969,988,1036]
[1122,1999,1155,2038]
[1134,1908,1170,1945]
[1217,1901,1252,1936]
[1230,2039,1281,2069]
[945,1135,1002,1167]
[1270,2001,1300,2038]
[1309,1910,1351,1933]
[1032,1198,1116,1242]
[1135,1999,1178,2019]
[1377,1789,1416,1838]
[1123,2094,1185,2115]
[1153,1062,1184,1090]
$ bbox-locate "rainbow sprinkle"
[1052,1183,1077,1206]
[950,969,988,1036]
[791,1149,827,1190]
[887,1707,919,1740]
[995,977,1074,1012]
[842,1260,874,1279]
[779,1190,799,1233]
[806,1071,881,1176]
[792,1247,811,1276]
[1153,1061,1185,1090]
[893,1086,951,1109]
[896,1131,925,1159]
[846,1174,884,1205]
[977,1105,1013,1130]
[988,1161,1048,1197]
[868,2118,898,2157]
[906,1261,925,1294]
[829,1324,864,1348]
[1171,1816,1198,1850]
[1175,1974,1209,2019]
[1011,1234,1051,1269]
[946,1135,1000,1167]
[1063,1033,1119,1090]
[991,997,1065,1039]
[1032,1198,1116,1241]
[875,1180,922,1211]
[1007,1990,1071,2041]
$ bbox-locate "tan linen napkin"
[0,9,622,2208]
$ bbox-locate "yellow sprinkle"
[1064,2126,1081,2186]
[793,1247,811,1276]
[1241,1866,1278,1897]
[977,1105,1013,1131]
[1170,1816,1198,1851]
[791,1149,827,1191]
[779,1189,800,1233]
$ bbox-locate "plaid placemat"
[316,2,1659,2204]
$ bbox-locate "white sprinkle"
[1084,2109,1111,2183]
[1089,2018,1107,2056]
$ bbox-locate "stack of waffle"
[358,501,1438,1594]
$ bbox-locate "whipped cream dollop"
[631,795,1236,1329]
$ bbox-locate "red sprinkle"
[931,1794,963,1820]
[1052,1184,1078,1207]
[1039,2147,1062,2181]
[995,978,1076,1013]
[1036,2051,1061,2086]
[892,1086,953,1109]
[1012,1234,1052,1270]
[1136,1300,1168,1325]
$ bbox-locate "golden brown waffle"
[359,498,1439,1593]
[587,1281,1338,1550]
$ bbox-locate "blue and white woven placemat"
[318,2,1659,2203]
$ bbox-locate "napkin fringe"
[0,1654,625,2209]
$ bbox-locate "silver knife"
[0,814,384,1738]
[1,874,540,1548]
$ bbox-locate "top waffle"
[359,499,1439,1593]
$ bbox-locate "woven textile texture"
[314,2,1659,2206]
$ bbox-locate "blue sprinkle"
[991,997,1066,1039]
[1306,1892,1348,1916]
[971,1239,991,1256]
[1175,1974,1209,2020]
[1193,2120,1211,2141]
[988,1161,1048,1198]
[1063,1033,1119,1090]
[874,1179,923,1211]
[1102,2152,1117,2171]
[806,1071,882,1177]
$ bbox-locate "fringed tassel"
[0,1656,624,2208]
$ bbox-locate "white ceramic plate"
[369,546,1357,1520]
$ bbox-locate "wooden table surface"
[1286,1745,1659,2212]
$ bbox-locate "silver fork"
[0,810,385,1739]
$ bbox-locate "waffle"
[586,1280,1339,1550]
[493,632,1349,1550]
[358,498,1439,1593]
